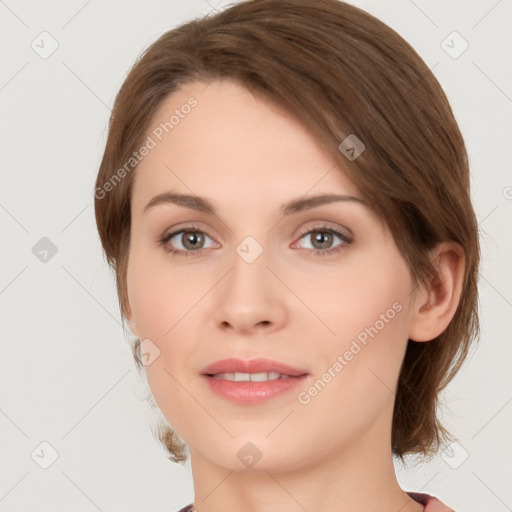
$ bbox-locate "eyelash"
[158,224,353,257]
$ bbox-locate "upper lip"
[201,357,309,377]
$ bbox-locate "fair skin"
[126,79,464,512]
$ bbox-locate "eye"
[294,226,352,256]
[158,225,217,257]
[158,224,353,257]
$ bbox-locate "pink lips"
[200,357,310,405]
[201,357,309,377]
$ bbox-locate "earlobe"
[408,242,465,342]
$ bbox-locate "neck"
[187,406,423,512]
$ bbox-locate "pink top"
[177,492,455,511]
[407,491,455,511]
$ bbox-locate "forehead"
[131,79,361,215]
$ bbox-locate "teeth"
[212,372,290,381]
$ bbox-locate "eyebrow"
[142,191,367,217]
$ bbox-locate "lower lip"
[202,374,309,405]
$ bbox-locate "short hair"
[94,0,480,463]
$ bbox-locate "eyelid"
[294,220,353,240]
[161,222,218,241]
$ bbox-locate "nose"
[212,243,288,335]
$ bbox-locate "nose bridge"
[235,234,266,267]
[228,233,272,301]
[213,232,286,332]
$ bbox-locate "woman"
[94,1,480,510]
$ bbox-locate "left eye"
[295,228,351,254]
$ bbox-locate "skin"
[126,78,464,512]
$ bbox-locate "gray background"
[1,0,511,511]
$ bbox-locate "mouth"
[205,372,307,381]
[200,357,309,378]
[200,357,310,404]
[201,371,310,405]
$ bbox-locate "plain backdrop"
[1,1,511,511]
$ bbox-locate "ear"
[409,242,465,342]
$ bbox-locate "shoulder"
[407,491,456,511]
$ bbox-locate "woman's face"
[126,78,418,471]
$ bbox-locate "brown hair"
[94,0,480,463]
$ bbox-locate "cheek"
[126,241,175,338]
[300,249,411,344]
[307,249,412,396]
[299,286,410,445]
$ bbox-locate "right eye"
[158,225,217,257]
